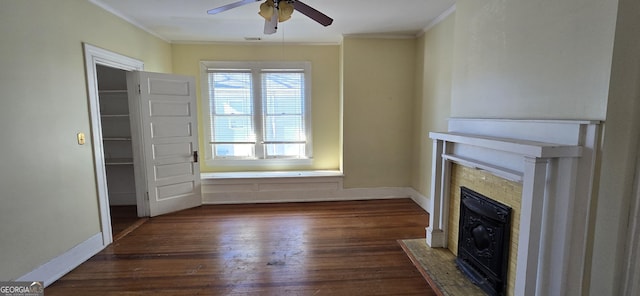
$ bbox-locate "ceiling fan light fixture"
[278,1,294,22]
[258,0,275,21]
[207,0,333,35]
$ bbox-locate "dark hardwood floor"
[110,205,147,241]
[47,199,434,295]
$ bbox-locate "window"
[201,61,312,166]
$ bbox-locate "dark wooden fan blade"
[207,0,260,15]
[293,0,333,26]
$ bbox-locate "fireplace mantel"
[427,119,600,296]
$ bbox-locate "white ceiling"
[91,0,456,44]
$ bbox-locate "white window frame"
[200,60,313,167]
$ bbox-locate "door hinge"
[138,84,141,94]
[145,192,149,201]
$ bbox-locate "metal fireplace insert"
[456,186,512,296]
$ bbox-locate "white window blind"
[202,61,312,164]
[262,70,306,158]
[208,71,255,158]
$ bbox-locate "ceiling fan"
[207,0,333,35]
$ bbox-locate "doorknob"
[193,151,198,163]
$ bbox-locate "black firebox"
[456,187,512,296]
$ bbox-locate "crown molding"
[418,3,456,36]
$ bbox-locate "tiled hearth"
[426,119,600,296]
[400,238,485,296]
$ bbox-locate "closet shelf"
[99,89,127,94]
[105,158,134,165]
[101,114,129,118]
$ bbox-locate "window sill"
[206,158,314,167]
[201,170,343,180]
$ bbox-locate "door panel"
[151,121,193,138]
[150,101,192,116]
[129,71,201,217]
[155,163,194,180]
[157,181,195,199]
[149,79,190,95]
[153,142,193,159]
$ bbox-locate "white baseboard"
[202,174,431,208]
[202,186,411,204]
[17,233,104,287]
[406,187,430,212]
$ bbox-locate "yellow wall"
[342,37,416,188]
[412,13,456,196]
[171,43,341,172]
[0,0,171,280]
[451,0,618,120]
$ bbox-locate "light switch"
[77,132,86,145]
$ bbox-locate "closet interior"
[96,65,143,238]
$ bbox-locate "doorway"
[84,44,202,245]
[84,43,145,246]
[95,64,147,240]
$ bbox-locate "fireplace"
[426,119,601,295]
[456,186,511,296]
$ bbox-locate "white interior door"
[127,71,201,217]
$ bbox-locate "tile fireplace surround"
[427,118,600,296]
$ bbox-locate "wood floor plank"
[110,205,146,241]
[46,199,435,295]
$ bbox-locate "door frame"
[83,43,144,246]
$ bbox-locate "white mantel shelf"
[426,119,601,296]
[429,132,583,158]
